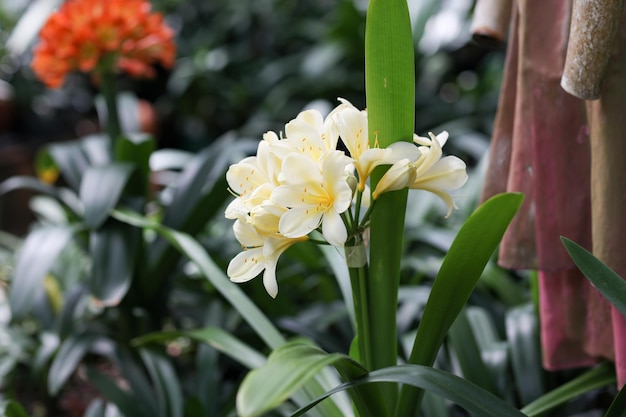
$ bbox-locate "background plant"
[0,0,621,416]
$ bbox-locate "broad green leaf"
[0,176,82,215]
[89,219,138,306]
[237,342,385,417]
[465,308,509,398]
[365,1,414,411]
[114,133,155,196]
[605,383,626,417]
[397,192,524,416]
[133,327,267,370]
[86,367,151,417]
[10,226,74,317]
[48,332,99,395]
[80,133,112,166]
[80,163,134,229]
[292,364,528,417]
[48,141,90,191]
[422,391,448,417]
[0,175,58,197]
[506,304,544,405]
[521,363,616,416]
[562,237,626,318]
[0,400,29,417]
[139,348,183,417]
[448,309,500,395]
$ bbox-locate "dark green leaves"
[562,237,626,318]
[236,341,385,417]
[521,363,616,416]
[397,192,523,416]
[292,364,528,417]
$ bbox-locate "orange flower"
[31,0,176,88]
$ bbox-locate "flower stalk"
[99,66,122,141]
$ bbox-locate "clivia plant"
[2,0,625,416]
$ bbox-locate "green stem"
[354,189,364,224]
[364,0,414,414]
[99,69,122,141]
[348,262,372,369]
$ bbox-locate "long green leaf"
[0,176,83,216]
[292,364,528,417]
[112,210,346,417]
[521,363,616,416]
[145,135,252,299]
[113,209,285,348]
[506,304,544,404]
[133,327,267,370]
[86,366,151,417]
[365,0,414,382]
[80,163,134,229]
[562,237,626,318]
[109,347,160,417]
[605,383,626,417]
[397,192,524,416]
[139,348,183,417]
[237,341,385,417]
[89,219,138,306]
[48,332,99,395]
[448,309,500,395]
[10,226,74,317]
[48,141,90,191]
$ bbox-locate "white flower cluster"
[225,99,467,297]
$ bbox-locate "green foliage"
[292,364,527,417]
[397,192,523,415]
[2,1,622,416]
[562,237,626,318]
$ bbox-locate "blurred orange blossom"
[31,0,176,88]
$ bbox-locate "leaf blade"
[80,163,134,229]
[398,192,524,416]
[561,237,626,318]
[10,226,74,317]
[292,364,528,417]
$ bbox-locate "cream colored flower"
[330,101,394,191]
[271,150,353,247]
[373,131,467,217]
[227,218,305,298]
[284,109,337,163]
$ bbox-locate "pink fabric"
[481,0,626,387]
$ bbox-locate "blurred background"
[1,2,548,416]
[0,0,504,235]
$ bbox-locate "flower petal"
[322,209,348,247]
[227,247,265,283]
[372,159,412,199]
[411,156,468,191]
[278,206,322,238]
